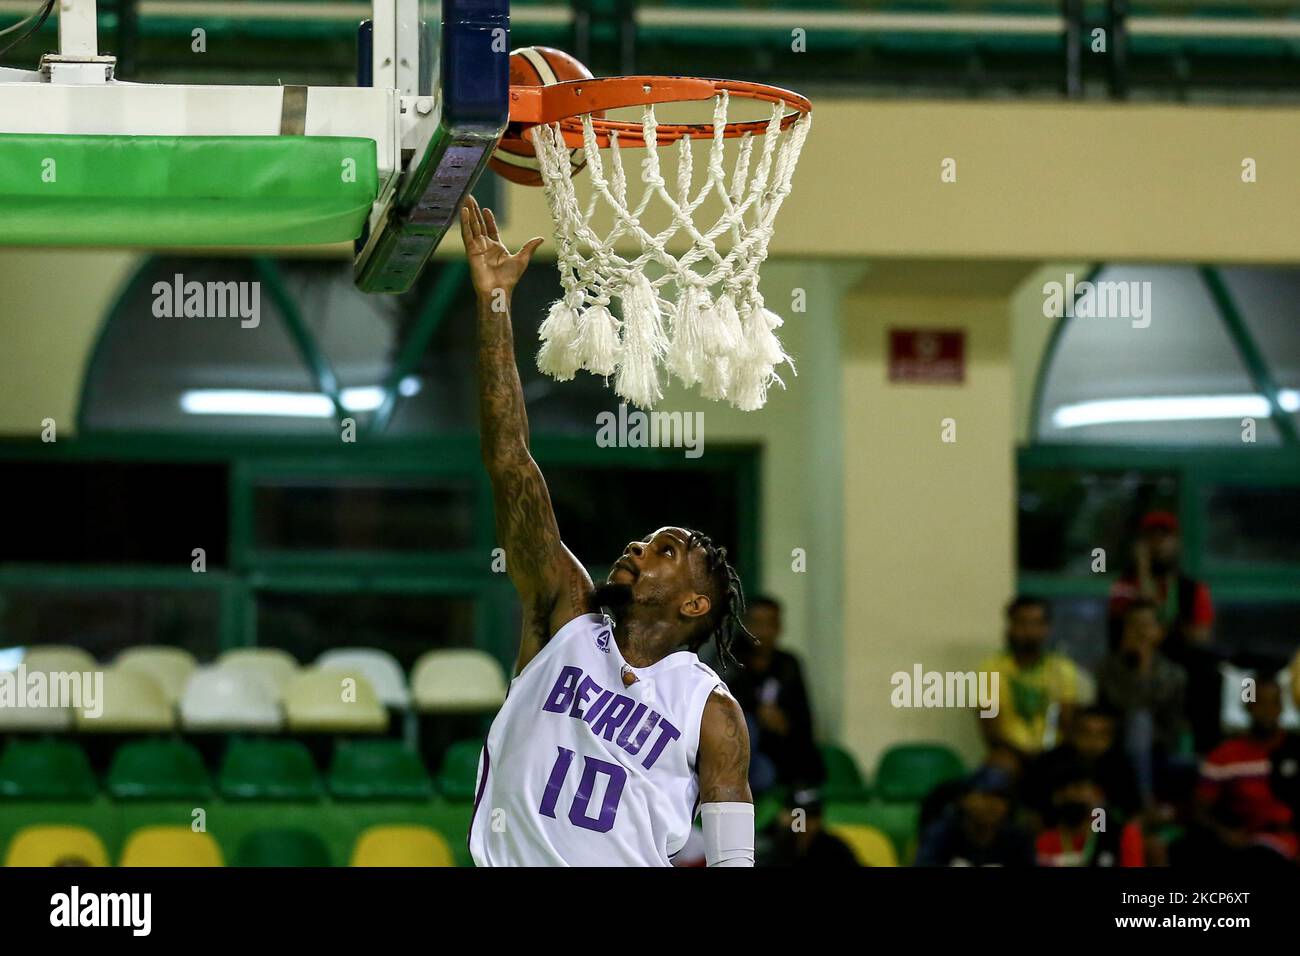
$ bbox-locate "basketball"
[489,46,598,186]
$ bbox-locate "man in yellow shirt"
[979,596,1081,758]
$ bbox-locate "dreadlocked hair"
[685,530,757,671]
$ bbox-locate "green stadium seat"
[219,739,322,801]
[754,789,785,831]
[829,822,899,867]
[436,739,483,802]
[235,828,332,867]
[329,740,434,801]
[820,743,871,802]
[825,800,921,860]
[873,743,965,803]
[106,739,212,801]
[0,740,98,802]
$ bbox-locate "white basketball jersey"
[468,612,725,867]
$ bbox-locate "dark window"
[1040,595,1110,674]
[252,474,475,554]
[255,591,475,671]
[1203,484,1300,567]
[1018,469,1179,576]
[0,587,222,662]
[544,463,747,574]
[1,461,229,566]
[1214,600,1300,666]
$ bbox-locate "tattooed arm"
[697,688,755,866]
[461,196,596,675]
[698,689,753,805]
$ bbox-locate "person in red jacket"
[1182,677,1298,865]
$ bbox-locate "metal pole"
[1062,0,1082,99]
[1108,0,1130,100]
[59,0,100,57]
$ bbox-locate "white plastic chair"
[284,667,388,732]
[180,666,283,732]
[411,649,507,713]
[217,647,299,693]
[20,645,97,673]
[316,648,411,709]
[75,667,173,732]
[115,646,198,705]
[0,646,82,731]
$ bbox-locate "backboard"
[0,0,506,294]
[353,0,509,294]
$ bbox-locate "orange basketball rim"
[503,76,813,150]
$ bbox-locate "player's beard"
[594,581,635,612]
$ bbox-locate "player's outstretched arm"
[461,196,595,675]
[697,689,755,867]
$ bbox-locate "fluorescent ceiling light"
[1052,392,1299,429]
[182,390,334,417]
[180,378,423,417]
[0,647,25,672]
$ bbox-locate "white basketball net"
[530,92,812,411]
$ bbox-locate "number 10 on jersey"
[539,746,628,832]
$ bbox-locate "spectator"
[915,767,1036,867]
[1180,676,1299,865]
[921,743,1025,833]
[723,596,825,792]
[979,596,1081,759]
[1034,762,1145,867]
[1108,510,1221,751]
[1025,705,1141,820]
[757,788,859,867]
[1096,599,1189,809]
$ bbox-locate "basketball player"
[460,196,755,867]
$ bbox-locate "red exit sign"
[888,329,965,384]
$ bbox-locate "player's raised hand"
[459,195,544,301]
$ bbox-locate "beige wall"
[1010,263,1090,444]
[0,250,138,436]
[490,99,1300,263]
[838,263,1030,771]
[668,260,863,737]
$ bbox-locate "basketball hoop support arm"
[43,0,116,83]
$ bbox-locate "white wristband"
[700,802,754,867]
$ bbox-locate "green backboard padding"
[0,134,378,247]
